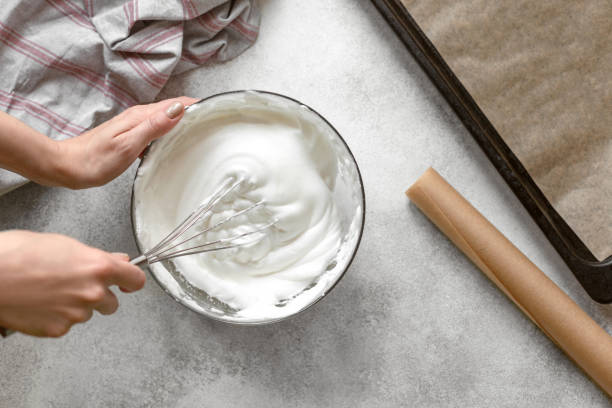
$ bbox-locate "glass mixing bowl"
[131,90,365,324]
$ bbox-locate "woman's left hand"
[53,97,197,189]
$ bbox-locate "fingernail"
[111,252,129,260]
[165,102,184,119]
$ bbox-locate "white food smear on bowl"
[133,91,363,323]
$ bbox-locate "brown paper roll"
[406,168,612,396]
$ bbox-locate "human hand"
[53,96,197,189]
[0,230,145,337]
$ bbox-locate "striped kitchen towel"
[0,0,259,194]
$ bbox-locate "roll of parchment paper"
[406,167,612,396]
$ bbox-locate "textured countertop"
[1,1,610,406]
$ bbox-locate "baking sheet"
[401,0,612,260]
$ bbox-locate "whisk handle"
[130,255,148,266]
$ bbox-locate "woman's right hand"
[0,230,145,337]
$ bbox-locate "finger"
[115,100,186,157]
[44,318,72,338]
[134,98,197,159]
[93,97,197,138]
[82,308,94,322]
[110,252,140,292]
[148,96,198,111]
[67,307,93,324]
[105,258,146,293]
[94,288,119,315]
[177,96,199,105]
[111,252,130,262]
[128,97,198,121]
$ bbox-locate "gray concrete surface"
[1,1,611,407]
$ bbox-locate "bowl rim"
[130,89,366,325]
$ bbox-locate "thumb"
[109,252,141,293]
[124,101,185,151]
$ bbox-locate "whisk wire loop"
[131,177,274,266]
[144,177,241,258]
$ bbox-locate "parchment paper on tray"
[401,0,612,260]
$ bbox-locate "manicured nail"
[165,102,184,119]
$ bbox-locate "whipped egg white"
[133,92,345,320]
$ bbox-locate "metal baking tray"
[371,0,612,303]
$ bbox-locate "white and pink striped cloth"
[0,0,260,194]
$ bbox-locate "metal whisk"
[130,177,275,266]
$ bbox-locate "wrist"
[18,137,74,188]
[47,139,82,189]
[40,139,66,186]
